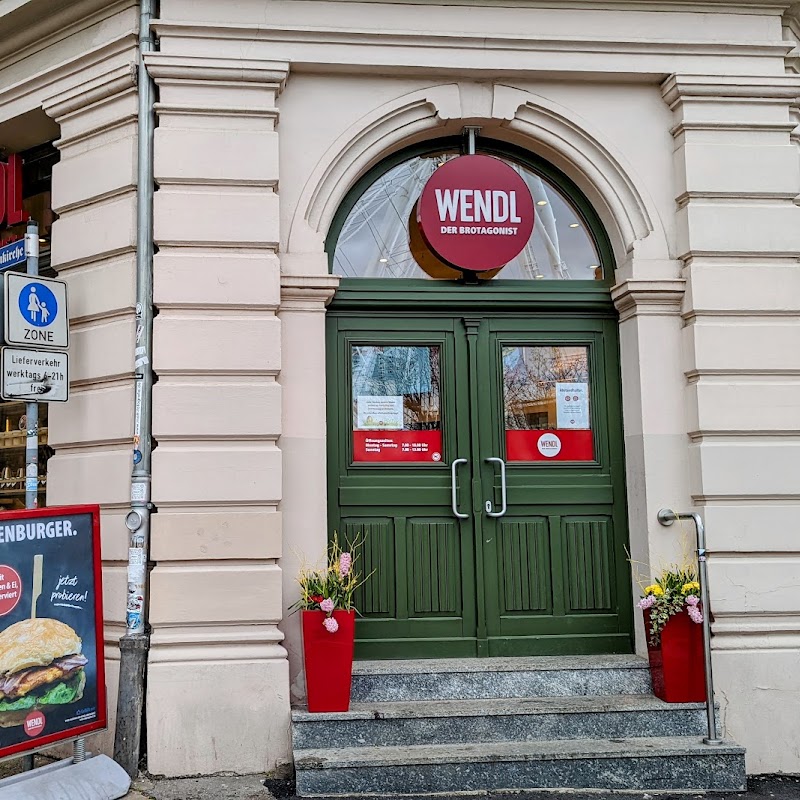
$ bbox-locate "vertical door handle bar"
[451,458,469,519]
[484,457,507,518]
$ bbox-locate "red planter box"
[644,608,706,703]
[302,609,355,713]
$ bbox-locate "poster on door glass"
[0,505,106,761]
[351,345,443,464]
[502,345,594,462]
[555,382,589,429]
[356,396,404,430]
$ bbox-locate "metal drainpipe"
[113,0,156,779]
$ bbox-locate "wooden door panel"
[346,518,395,617]
[496,518,552,614]
[408,519,462,616]
[562,516,614,614]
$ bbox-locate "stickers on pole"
[4,273,69,350]
[0,505,106,761]
[1,347,69,402]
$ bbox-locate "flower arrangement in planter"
[292,534,369,713]
[636,563,706,703]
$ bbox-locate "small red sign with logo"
[506,430,594,462]
[24,711,45,738]
[417,155,535,272]
[353,430,442,463]
[0,565,22,616]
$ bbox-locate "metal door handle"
[451,458,468,519]
[484,457,507,518]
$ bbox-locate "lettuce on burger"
[0,618,87,727]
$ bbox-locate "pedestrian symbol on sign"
[19,283,58,328]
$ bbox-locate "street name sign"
[1,347,69,402]
[3,273,69,349]
[0,239,25,271]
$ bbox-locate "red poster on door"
[506,429,594,462]
[353,430,443,463]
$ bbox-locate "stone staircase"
[292,655,746,796]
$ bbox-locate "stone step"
[351,655,651,703]
[292,695,714,749]
[294,736,746,796]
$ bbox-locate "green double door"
[327,310,633,659]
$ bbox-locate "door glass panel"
[502,345,594,462]
[351,345,443,463]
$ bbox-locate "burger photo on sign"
[0,618,88,727]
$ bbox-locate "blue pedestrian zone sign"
[3,273,69,350]
[19,282,58,327]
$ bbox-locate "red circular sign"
[0,564,22,616]
[24,711,46,737]
[417,155,535,272]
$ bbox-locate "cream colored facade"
[0,0,799,779]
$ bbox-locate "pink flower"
[339,552,352,576]
[638,595,656,610]
[323,616,339,633]
[320,598,334,614]
[688,606,703,624]
[686,595,700,607]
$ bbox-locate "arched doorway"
[325,138,632,659]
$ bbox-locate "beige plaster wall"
[1,0,798,779]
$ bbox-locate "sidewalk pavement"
[4,752,798,798]
[125,774,800,800]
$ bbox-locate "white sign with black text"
[1,347,69,402]
[4,272,69,349]
[555,382,590,430]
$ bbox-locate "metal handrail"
[657,508,723,745]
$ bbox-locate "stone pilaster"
[611,278,689,653]
[143,52,291,776]
[662,72,800,773]
[277,273,340,702]
[42,50,139,755]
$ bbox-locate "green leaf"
[0,671,84,713]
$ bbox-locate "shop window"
[332,150,602,281]
[0,142,59,508]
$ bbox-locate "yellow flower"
[682,581,700,594]
[651,586,664,597]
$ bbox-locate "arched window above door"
[329,142,606,281]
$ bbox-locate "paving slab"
[132,774,272,800]
[124,774,798,800]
